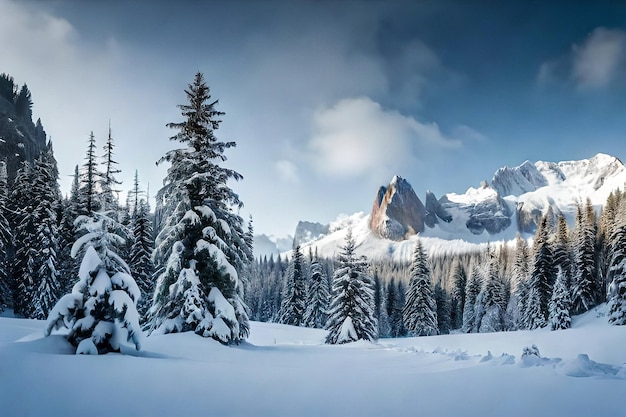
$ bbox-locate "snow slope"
[0,306,624,417]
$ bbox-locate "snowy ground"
[0,306,625,417]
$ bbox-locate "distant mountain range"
[278,153,625,262]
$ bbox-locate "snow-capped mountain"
[294,153,626,262]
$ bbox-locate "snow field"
[0,306,624,417]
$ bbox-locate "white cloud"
[538,27,626,90]
[274,160,299,183]
[308,97,461,181]
[572,28,626,89]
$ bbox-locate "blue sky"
[3,0,626,236]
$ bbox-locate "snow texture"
[1,304,626,416]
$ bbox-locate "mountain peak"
[369,175,425,240]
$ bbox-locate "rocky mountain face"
[292,153,626,252]
[369,176,426,240]
[0,76,47,183]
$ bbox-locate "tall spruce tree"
[0,162,11,311]
[100,123,122,212]
[434,283,451,335]
[278,245,306,326]
[607,200,626,325]
[526,215,555,329]
[326,230,377,344]
[303,250,329,328]
[572,200,598,314]
[30,143,63,319]
[462,264,482,333]
[508,234,530,330]
[478,253,505,333]
[10,162,37,316]
[402,240,438,337]
[451,260,467,330]
[147,73,251,344]
[78,132,102,215]
[129,198,155,318]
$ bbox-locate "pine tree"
[326,230,377,344]
[373,272,391,337]
[129,198,154,318]
[607,200,626,325]
[100,123,122,212]
[44,212,142,354]
[509,235,530,330]
[451,260,467,330]
[526,215,554,329]
[553,214,573,286]
[147,73,251,344]
[303,250,329,328]
[10,162,37,317]
[57,165,81,294]
[0,162,12,311]
[30,143,63,319]
[402,240,438,336]
[548,267,571,330]
[462,264,482,333]
[278,245,306,326]
[434,283,451,334]
[478,253,505,333]
[78,132,102,215]
[14,84,32,121]
[572,200,598,314]
[600,190,624,297]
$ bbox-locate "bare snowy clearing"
[0,306,624,417]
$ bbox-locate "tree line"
[247,194,626,341]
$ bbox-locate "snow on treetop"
[78,246,102,284]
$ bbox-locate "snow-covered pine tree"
[572,200,598,314]
[0,162,12,311]
[478,253,505,333]
[607,199,626,325]
[434,283,451,334]
[57,165,81,294]
[462,264,482,333]
[326,230,377,344]
[402,239,438,337]
[599,190,623,297]
[147,73,251,344]
[30,143,63,319]
[129,198,154,318]
[373,272,391,337]
[303,250,329,328]
[278,245,306,326]
[548,267,571,330]
[10,162,38,317]
[451,259,467,330]
[553,214,573,283]
[45,211,141,354]
[526,215,555,329]
[507,234,530,330]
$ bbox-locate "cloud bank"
[538,27,626,90]
[308,97,461,182]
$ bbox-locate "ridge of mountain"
[291,153,626,261]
